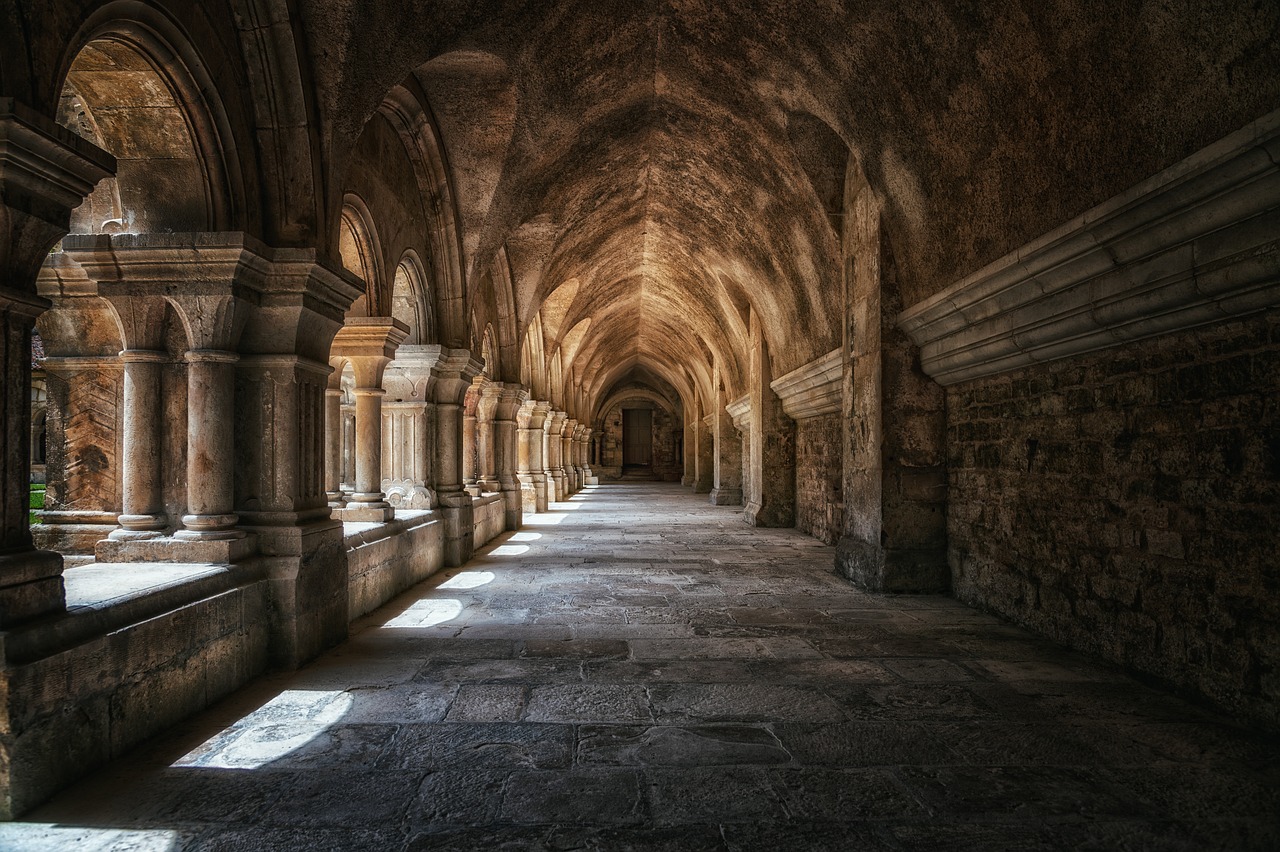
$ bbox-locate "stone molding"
[769,348,841,419]
[726,394,751,432]
[898,108,1280,385]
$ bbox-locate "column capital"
[428,347,484,405]
[383,344,442,402]
[495,383,530,421]
[330,316,409,387]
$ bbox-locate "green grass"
[29,484,45,526]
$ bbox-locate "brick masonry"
[795,414,841,545]
[947,308,1280,726]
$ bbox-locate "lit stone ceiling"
[301,0,1280,405]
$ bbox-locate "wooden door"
[622,408,653,466]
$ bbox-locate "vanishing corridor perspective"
[7,484,1279,850]
[0,0,1278,846]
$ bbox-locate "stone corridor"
[4,483,1278,850]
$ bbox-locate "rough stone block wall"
[795,414,841,544]
[948,309,1280,726]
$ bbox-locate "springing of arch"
[338,194,385,316]
[392,250,435,344]
[480,324,497,380]
[377,80,468,348]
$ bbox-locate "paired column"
[546,410,567,501]
[582,428,600,485]
[494,384,529,529]
[380,345,439,509]
[462,379,481,495]
[427,348,483,565]
[330,317,408,523]
[475,381,502,493]
[65,237,257,562]
[517,400,551,513]
[562,418,579,495]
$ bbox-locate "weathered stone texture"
[948,309,1280,726]
[795,414,841,545]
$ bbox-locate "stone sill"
[4,561,261,665]
[342,510,437,548]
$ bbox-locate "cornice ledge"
[726,393,751,431]
[769,348,842,419]
[899,108,1280,386]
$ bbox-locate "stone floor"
[6,484,1278,850]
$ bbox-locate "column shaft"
[178,350,243,540]
[324,388,344,505]
[112,350,167,537]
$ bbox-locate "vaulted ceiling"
[302,0,1279,409]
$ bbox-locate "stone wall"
[345,512,443,620]
[2,571,269,816]
[948,309,1280,726]
[795,414,841,544]
[472,494,505,549]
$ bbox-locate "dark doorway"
[622,408,653,467]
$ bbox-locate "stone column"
[111,350,167,537]
[495,383,529,530]
[324,377,345,507]
[65,236,266,563]
[381,345,439,509]
[743,309,797,527]
[517,400,550,513]
[476,381,502,493]
[547,410,567,501]
[727,395,752,507]
[681,415,695,486]
[583,429,600,486]
[710,380,743,505]
[836,186,947,593]
[461,381,480,496]
[176,349,242,540]
[0,99,113,627]
[694,410,714,493]
[330,318,408,523]
[32,257,128,553]
[428,348,483,566]
[562,418,579,495]
[234,248,364,667]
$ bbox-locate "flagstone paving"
[5,483,1277,850]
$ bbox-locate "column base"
[709,487,743,506]
[0,549,65,626]
[835,537,950,594]
[95,534,257,565]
